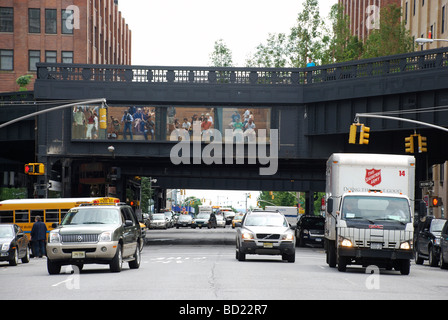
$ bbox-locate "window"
[0,7,13,32]
[62,51,73,63]
[62,9,73,34]
[45,9,57,34]
[28,8,40,33]
[443,6,446,34]
[0,49,13,71]
[45,50,57,63]
[29,50,40,71]
[0,211,13,223]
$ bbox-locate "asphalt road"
[2,227,448,302]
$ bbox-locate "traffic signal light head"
[359,125,370,145]
[349,124,358,144]
[430,196,442,207]
[405,136,415,154]
[25,163,45,175]
[418,135,427,153]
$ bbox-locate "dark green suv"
[46,203,142,274]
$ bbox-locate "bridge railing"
[36,47,448,86]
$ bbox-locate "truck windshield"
[341,196,411,224]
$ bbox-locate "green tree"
[257,191,298,208]
[361,4,414,59]
[328,4,364,62]
[288,0,331,67]
[209,39,233,67]
[246,33,289,68]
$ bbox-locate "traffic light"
[24,163,45,176]
[405,135,415,154]
[348,124,358,144]
[430,196,442,207]
[359,125,370,145]
[418,135,427,153]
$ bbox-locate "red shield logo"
[365,169,382,187]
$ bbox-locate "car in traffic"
[149,213,169,229]
[0,224,30,266]
[235,210,296,262]
[175,214,193,229]
[439,220,448,269]
[218,208,235,225]
[46,203,142,274]
[162,210,175,228]
[295,215,325,247]
[191,213,210,229]
[415,217,447,267]
[216,214,226,228]
[232,213,244,229]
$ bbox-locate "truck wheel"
[110,244,123,273]
[47,259,61,275]
[128,244,141,269]
[327,241,337,268]
[337,255,347,272]
[399,259,410,275]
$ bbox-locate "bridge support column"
[305,191,315,216]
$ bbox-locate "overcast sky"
[119,0,337,67]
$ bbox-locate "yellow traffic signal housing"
[24,163,45,176]
[348,124,358,144]
[359,125,370,145]
[405,136,415,154]
[418,135,427,153]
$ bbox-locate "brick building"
[0,0,131,92]
[338,0,402,42]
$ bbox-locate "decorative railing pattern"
[36,47,448,86]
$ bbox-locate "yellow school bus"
[0,197,120,239]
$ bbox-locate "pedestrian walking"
[31,216,47,258]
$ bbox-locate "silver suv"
[235,210,296,262]
[46,203,142,274]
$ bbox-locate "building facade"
[402,0,448,50]
[338,0,402,42]
[0,0,131,92]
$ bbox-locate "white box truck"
[265,206,299,227]
[325,153,415,275]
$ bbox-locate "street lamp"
[416,38,448,45]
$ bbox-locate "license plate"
[263,243,274,248]
[72,251,85,259]
[371,243,382,250]
[315,238,322,242]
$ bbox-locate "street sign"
[419,181,434,188]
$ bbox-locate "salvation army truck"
[325,154,415,275]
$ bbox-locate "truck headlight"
[99,231,112,242]
[49,232,61,244]
[400,241,411,250]
[339,236,353,247]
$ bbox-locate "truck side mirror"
[327,198,333,214]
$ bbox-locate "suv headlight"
[1,243,10,251]
[241,232,254,241]
[99,231,112,242]
[282,233,294,241]
[49,232,61,244]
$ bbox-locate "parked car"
[191,213,210,229]
[175,215,193,229]
[149,213,169,229]
[0,224,30,266]
[235,210,296,262]
[439,220,448,269]
[216,215,226,228]
[415,217,446,267]
[46,203,142,274]
[295,215,325,247]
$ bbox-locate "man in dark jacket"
[31,216,47,258]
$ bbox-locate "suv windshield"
[342,196,411,223]
[62,209,121,225]
[244,214,288,227]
